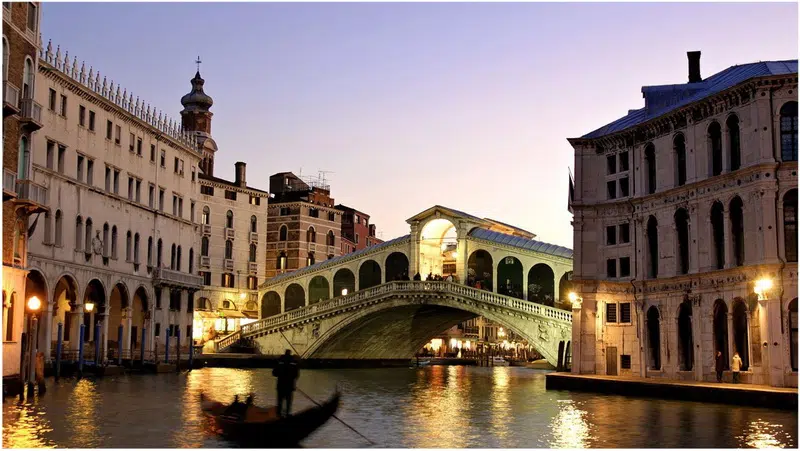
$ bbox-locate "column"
[690,301,703,381]
[69,305,83,347]
[571,303,582,374]
[727,311,734,378]
[764,297,785,387]
[353,271,360,292]
[688,205,700,274]
[101,312,109,362]
[39,294,54,363]
[723,212,734,269]
[123,308,132,357]
[492,264,498,294]
[522,269,529,301]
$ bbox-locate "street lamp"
[568,292,582,309]
[239,292,247,300]
[85,301,95,313]
[26,296,42,392]
[754,278,773,302]
[341,288,348,296]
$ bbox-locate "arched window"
[202,206,210,225]
[75,216,83,251]
[277,252,287,270]
[126,231,132,261]
[327,230,335,246]
[678,301,693,371]
[134,233,140,264]
[279,225,288,241]
[226,210,233,229]
[225,240,233,259]
[250,215,257,233]
[201,236,209,257]
[54,210,62,246]
[709,122,722,176]
[646,216,658,278]
[176,246,182,271]
[713,299,729,370]
[730,196,744,267]
[249,243,257,262]
[22,57,32,99]
[675,209,690,275]
[43,211,51,245]
[17,136,28,180]
[188,248,194,273]
[307,227,316,243]
[727,115,741,171]
[307,252,315,267]
[711,202,725,270]
[784,189,798,262]
[147,236,153,266]
[781,101,798,162]
[2,37,9,81]
[674,134,687,187]
[102,223,110,257]
[84,218,93,254]
[111,225,118,259]
[790,298,798,372]
[170,243,176,269]
[157,238,163,267]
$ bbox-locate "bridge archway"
[359,260,381,290]
[385,252,409,282]
[261,291,281,318]
[528,263,555,306]
[419,218,457,278]
[497,256,523,299]
[467,250,493,291]
[285,284,305,311]
[333,269,355,297]
[308,276,330,304]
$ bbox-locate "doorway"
[606,346,618,375]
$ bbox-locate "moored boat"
[200,390,340,447]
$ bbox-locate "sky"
[41,2,798,248]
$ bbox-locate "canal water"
[2,366,797,448]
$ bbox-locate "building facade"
[335,204,383,253]
[265,172,341,280]
[568,52,798,387]
[24,41,204,364]
[2,1,43,379]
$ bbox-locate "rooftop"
[468,228,573,259]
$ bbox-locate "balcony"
[201,224,211,235]
[3,169,16,201]
[250,232,258,243]
[248,262,258,274]
[200,256,210,268]
[277,241,287,250]
[3,81,20,117]
[327,245,335,256]
[152,267,204,290]
[225,227,235,240]
[224,258,234,271]
[15,178,48,214]
[307,243,316,252]
[19,98,42,132]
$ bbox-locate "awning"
[243,311,259,319]
[193,310,218,319]
[219,309,246,319]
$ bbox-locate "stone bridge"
[225,281,572,365]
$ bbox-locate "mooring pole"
[117,325,123,366]
[55,323,63,380]
[77,324,85,375]
[94,321,101,365]
[175,328,181,373]
[188,335,194,371]
[140,327,146,364]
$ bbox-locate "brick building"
[2,1,43,380]
[335,204,383,254]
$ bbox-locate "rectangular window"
[60,95,67,116]
[224,190,237,201]
[201,271,211,285]
[106,120,113,139]
[105,166,111,191]
[328,212,335,221]
[113,169,120,194]
[191,167,196,182]
[620,302,632,323]
[88,110,95,131]
[57,146,65,173]
[606,303,617,323]
[178,198,184,217]
[355,234,359,244]
[280,207,289,216]
[115,125,121,145]
[160,150,166,168]
[620,151,630,172]
[619,177,630,197]
[309,208,319,218]
[200,185,214,196]
[606,226,617,246]
[174,157,179,173]
[607,155,616,175]
[128,177,135,200]
[137,138,142,156]
[250,195,260,205]
[135,179,141,203]
[148,184,155,208]
[76,155,84,182]
[86,159,94,185]
[129,133,135,152]
[172,195,178,216]
[155,323,161,337]
[621,355,631,369]
[606,259,617,278]
[607,180,616,200]
[619,223,630,244]
[620,257,631,277]
[48,89,56,110]
[247,276,258,290]
[79,105,86,126]
[159,188,165,212]
[190,201,195,223]
[46,141,54,169]
[26,2,37,31]
[150,144,156,162]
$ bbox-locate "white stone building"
[25,41,204,362]
[568,52,798,386]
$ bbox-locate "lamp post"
[26,296,41,395]
[754,277,782,387]
[568,292,582,374]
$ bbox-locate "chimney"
[687,51,702,83]
[234,162,246,187]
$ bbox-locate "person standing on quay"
[714,351,725,382]
[272,350,300,417]
[731,352,743,384]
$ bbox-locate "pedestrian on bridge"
[272,350,300,417]
[413,273,421,281]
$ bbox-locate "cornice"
[267,201,341,215]
[198,177,268,198]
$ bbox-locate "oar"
[279,331,376,446]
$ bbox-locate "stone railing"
[152,267,204,288]
[3,80,19,109]
[214,329,242,353]
[3,168,16,194]
[244,281,572,338]
[16,178,48,206]
[19,98,42,124]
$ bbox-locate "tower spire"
[195,56,202,73]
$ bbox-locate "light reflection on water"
[2,367,797,448]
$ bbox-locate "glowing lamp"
[754,278,773,301]
[27,296,41,312]
[85,301,95,313]
[341,289,348,296]
[451,251,458,259]
[239,292,247,300]
[568,292,582,309]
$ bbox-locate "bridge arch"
[419,218,457,278]
[385,252,409,282]
[261,291,281,318]
[558,271,573,305]
[358,260,382,290]
[285,283,305,311]
[308,276,330,304]
[497,256,523,299]
[528,263,555,306]
[333,268,355,297]
[467,249,493,291]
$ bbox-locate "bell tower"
[181,56,217,175]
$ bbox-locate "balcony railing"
[225,228,235,240]
[327,245,335,255]
[250,232,258,243]
[19,98,42,130]
[248,262,258,274]
[15,178,48,210]
[224,258,234,271]
[307,243,316,252]
[3,168,17,198]
[200,256,210,268]
[3,81,20,115]
[201,224,211,235]
[152,267,204,289]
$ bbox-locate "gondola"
[200,390,341,447]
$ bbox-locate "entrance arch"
[731,298,749,371]
[108,282,130,357]
[285,284,305,311]
[24,270,48,349]
[52,275,79,345]
[385,252,409,282]
[646,306,661,370]
[359,260,381,290]
[333,268,355,297]
[419,218,457,278]
[261,291,281,318]
[131,286,148,351]
[308,276,330,304]
[84,279,106,345]
[496,256,523,299]
[467,250,493,291]
[713,299,729,370]
[677,300,693,371]
[528,263,555,305]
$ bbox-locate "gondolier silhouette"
[273,349,300,417]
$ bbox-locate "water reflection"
[489,367,511,442]
[739,420,795,449]
[549,400,591,448]
[66,379,100,448]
